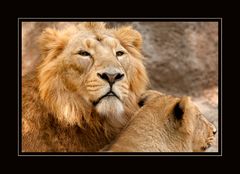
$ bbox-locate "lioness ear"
[114,26,142,50]
[174,96,191,120]
[173,102,184,120]
[38,28,68,57]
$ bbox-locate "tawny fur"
[104,90,216,152]
[22,22,149,152]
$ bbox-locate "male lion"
[22,22,149,152]
[104,90,216,152]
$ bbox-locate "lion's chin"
[95,97,125,126]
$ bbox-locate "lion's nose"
[97,72,124,85]
[212,126,217,135]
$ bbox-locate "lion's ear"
[114,26,142,50]
[38,28,68,57]
[173,102,184,120]
[173,96,191,120]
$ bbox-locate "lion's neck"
[43,101,139,151]
[39,112,123,152]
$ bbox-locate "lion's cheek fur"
[128,59,149,97]
[38,66,89,127]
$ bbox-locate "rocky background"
[21,22,219,152]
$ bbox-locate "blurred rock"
[21,22,219,152]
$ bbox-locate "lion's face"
[139,91,216,152]
[62,30,133,122]
[37,22,148,127]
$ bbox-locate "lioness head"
[37,22,148,127]
[139,91,216,152]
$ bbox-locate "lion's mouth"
[202,135,216,151]
[201,143,212,151]
[93,91,121,106]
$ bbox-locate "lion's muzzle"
[93,90,120,106]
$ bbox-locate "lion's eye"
[116,51,125,57]
[78,50,91,57]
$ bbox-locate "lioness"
[104,91,216,152]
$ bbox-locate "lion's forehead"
[68,31,120,52]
